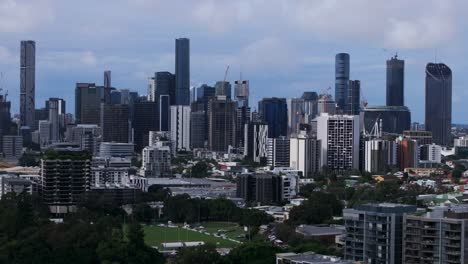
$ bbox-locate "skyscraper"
[20,40,36,128]
[170,105,191,151]
[258,98,288,138]
[0,92,11,147]
[335,53,350,112]
[175,38,190,105]
[132,102,158,152]
[47,99,60,142]
[208,96,237,152]
[289,132,321,177]
[386,55,404,106]
[234,80,249,107]
[104,70,112,88]
[215,81,232,99]
[287,98,305,136]
[155,72,175,131]
[75,83,112,125]
[425,63,452,146]
[102,104,129,143]
[244,122,268,163]
[347,80,360,115]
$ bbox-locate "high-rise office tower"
[20,40,36,128]
[190,111,206,149]
[364,139,397,173]
[347,80,360,115]
[132,102,158,152]
[102,104,129,143]
[147,77,156,102]
[175,38,190,105]
[48,99,60,142]
[244,122,269,163]
[104,70,111,88]
[234,80,249,107]
[208,96,237,152]
[110,90,122,105]
[316,114,360,171]
[75,83,112,125]
[170,105,191,151]
[215,81,232,99]
[335,53,350,112]
[266,137,290,167]
[155,72,175,130]
[425,63,452,146]
[363,106,411,134]
[236,106,251,149]
[317,95,337,115]
[287,98,305,136]
[0,92,11,148]
[386,55,404,106]
[302,92,319,123]
[258,98,288,138]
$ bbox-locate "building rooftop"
[296,225,344,237]
[350,203,417,214]
[276,252,355,264]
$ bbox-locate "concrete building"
[404,205,468,264]
[2,136,23,159]
[403,130,433,145]
[175,38,190,105]
[91,157,131,187]
[99,142,134,158]
[237,173,297,204]
[39,151,92,214]
[316,114,360,171]
[0,175,34,198]
[20,40,36,128]
[147,76,156,102]
[419,143,442,163]
[317,94,337,115]
[289,132,321,177]
[425,63,452,146]
[343,203,417,264]
[47,98,60,142]
[140,143,171,177]
[364,139,397,173]
[396,137,418,170]
[236,106,251,149]
[267,137,290,168]
[66,124,102,155]
[287,98,305,136]
[234,80,249,107]
[244,122,268,163]
[170,105,191,151]
[38,120,51,147]
[277,252,355,264]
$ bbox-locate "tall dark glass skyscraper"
[258,98,288,138]
[175,38,190,105]
[155,72,175,131]
[347,80,360,115]
[425,63,452,146]
[20,40,36,127]
[104,70,112,88]
[386,55,404,106]
[335,53,350,112]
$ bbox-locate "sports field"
[143,224,243,248]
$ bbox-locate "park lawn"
[200,222,248,242]
[143,225,239,248]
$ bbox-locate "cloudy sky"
[1,0,468,123]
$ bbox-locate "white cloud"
[0,46,13,61]
[0,0,55,33]
[80,51,97,66]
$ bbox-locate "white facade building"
[38,120,51,147]
[170,105,191,151]
[91,157,131,187]
[289,132,321,177]
[316,114,360,171]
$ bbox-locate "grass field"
[143,225,241,248]
[200,222,248,242]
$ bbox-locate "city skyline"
[1,1,468,123]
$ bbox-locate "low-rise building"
[276,252,356,264]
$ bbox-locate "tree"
[226,242,278,264]
[175,244,223,264]
[191,161,210,178]
[288,192,342,225]
[133,203,154,223]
